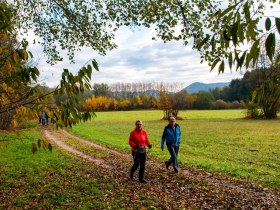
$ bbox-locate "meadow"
[0,128,142,208]
[1,109,279,208]
[68,109,280,188]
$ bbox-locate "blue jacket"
[161,124,181,147]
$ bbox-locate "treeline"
[56,81,247,111]
[52,67,280,118]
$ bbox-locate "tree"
[13,1,279,70]
[0,2,101,129]
[2,0,279,129]
[195,91,214,110]
[92,83,112,97]
[159,90,172,119]
[251,55,280,118]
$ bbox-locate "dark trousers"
[130,151,146,180]
[166,144,179,172]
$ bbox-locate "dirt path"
[43,128,280,209]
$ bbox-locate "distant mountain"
[183,82,230,94]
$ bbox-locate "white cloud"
[27,16,266,88]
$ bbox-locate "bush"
[229,101,244,109]
[245,101,260,118]
[211,100,229,109]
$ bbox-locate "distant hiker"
[160,115,181,173]
[41,111,47,126]
[128,120,152,183]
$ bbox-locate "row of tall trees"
[81,83,246,113]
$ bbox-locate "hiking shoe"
[139,179,147,183]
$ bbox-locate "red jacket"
[129,128,151,153]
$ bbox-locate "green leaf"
[92,59,99,71]
[275,17,280,35]
[243,2,250,23]
[231,22,239,46]
[197,34,210,50]
[245,52,251,69]
[218,60,225,74]
[228,53,233,70]
[239,51,247,67]
[265,18,271,31]
[211,58,220,71]
[265,33,275,61]
[223,30,231,41]
[220,5,235,17]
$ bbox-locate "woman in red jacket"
[129,120,152,183]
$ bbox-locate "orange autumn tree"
[0,2,97,130]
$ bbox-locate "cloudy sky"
[27,2,278,89]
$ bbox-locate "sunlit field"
[68,109,280,188]
[0,129,139,208]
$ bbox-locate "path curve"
[43,128,280,208]
[44,129,111,169]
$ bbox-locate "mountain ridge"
[183,82,230,94]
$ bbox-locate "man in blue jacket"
[161,115,181,173]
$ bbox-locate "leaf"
[239,51,247,67]
[243,2,250,23]
[265,18,271,31]
[231,22,239,46]
[218,60,225,74]
[265,33,275,61]
[220,5,235,17]
[223,30,231,41]
[92,59,99,71]
[245,52,251,69]
[228,53,233,70]
[32,143,37,154]
[275,17,280,35]
[197,34,210,50]
[48,143,52,152]
[211,58,220,71]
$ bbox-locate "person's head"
[168,116,176,126]
[135,120,143,130]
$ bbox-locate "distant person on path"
[41,111,47,126]
[129,120,152,183]
[160,115,181,173]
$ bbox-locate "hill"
[183,82,230,94]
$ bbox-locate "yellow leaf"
[12,52,20,63]
[22,49,28,60]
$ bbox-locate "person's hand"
[161,146,164,151]
[148,144,152,149]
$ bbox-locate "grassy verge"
[68,109,280,188]
[0,128,160,209]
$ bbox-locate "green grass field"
[1,109,279,208]
[68,109,280,188]
[0,128,139,208]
